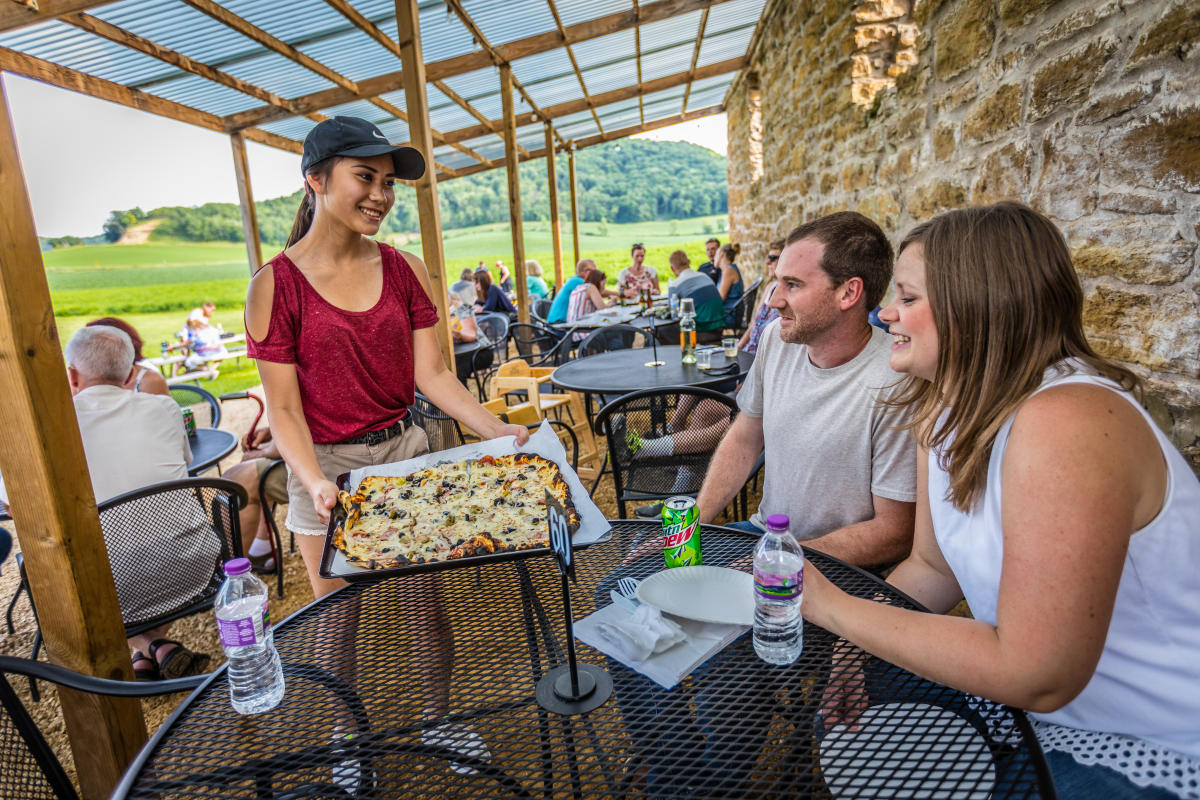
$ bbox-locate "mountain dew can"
[662,496,701,568]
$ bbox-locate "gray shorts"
[285,424,430,536]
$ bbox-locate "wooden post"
[568,145,581,268]
[230,131,262,274]
[395,0,455,371]
[500,63,529,324]
[0,77,146,799]
[544,122,564,293]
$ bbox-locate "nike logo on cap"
[372,131,387,140]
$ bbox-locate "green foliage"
[122,140,726,246]
[102,207,147,242]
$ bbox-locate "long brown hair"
[285,157,340,248]
[892,202,1139,511]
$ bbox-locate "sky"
[3,73,727,239]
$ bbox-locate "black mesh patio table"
[186,428,237,476]
[114,522,1054,799]
[551,347,753,395]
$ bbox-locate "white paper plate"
[819,702,995,799]
[635,566,754,626]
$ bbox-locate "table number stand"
[634,308,665,367]
[536,491,613,715]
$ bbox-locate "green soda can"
[662,496,702,568]
[181,407,196,437]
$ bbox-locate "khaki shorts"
[285,424,430,536]
[253,458,289,505]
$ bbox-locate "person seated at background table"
[736,239,783,354]
[697,236,721,284]
[548,258,593,323]
[805,202,1200,800]
[714,242,745,329]
[448,266,476,307]
[473,267,517,319]
[566,268,612,340]
[182,311,228,377]
[525,259,550,299]
[448,290,493,386]
[665,248,726,344]
[696,211,917,566]
[87,317,170,396]
[617,243,660,299]
[223,426,288,574]
[0,326,216,680]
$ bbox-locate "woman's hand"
[309,478,340,525]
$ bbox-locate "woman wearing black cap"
[245,116,523,778]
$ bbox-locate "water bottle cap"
[765,514,790,532]
[224,557,252,576]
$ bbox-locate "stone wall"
[727,0,1200,466]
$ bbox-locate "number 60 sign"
[545,488,573,579]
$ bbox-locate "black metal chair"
[409,393,467,453]
[595,387,738,518]
[13,478,246,699]
[169,384,221,428]
[257,459,289,598]
[0,654,204,800]
[531,297,552,323]
[575,323,651,359]
[471,313,512,399]
[726,276,763,335]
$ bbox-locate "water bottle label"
[754,567,801,600]
[218,604,268,647]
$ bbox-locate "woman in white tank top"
[802,203,1199,799]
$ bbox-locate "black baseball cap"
[301,116,425,180]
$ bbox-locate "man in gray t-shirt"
[697,212,916,568]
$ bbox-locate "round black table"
[113,522,1052,799]
[551,345,754,395]
[186,428,237,476]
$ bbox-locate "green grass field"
[48,215,729,395]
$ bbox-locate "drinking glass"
[696,349,712,370]
[723,337,738,358]
[679,297,695,316]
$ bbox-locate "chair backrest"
[475,312,510,355]
[594,387,738,517]
[0,655,205,800]
[169,384,221,428]
[576,324,651,359]
[409,393,467,453]
[730,277,763,332]
[97,477,247,635]
[510,323,574,366]
[531,297,552,323]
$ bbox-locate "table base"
[536,663,612,715]
[643,359,666,366]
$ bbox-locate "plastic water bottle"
[679,298,697,364]
[753,514,804,665]
[214,558,285,714]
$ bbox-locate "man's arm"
[801,494,915,569]
[696,413,764,523]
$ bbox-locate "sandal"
[149,638,212,679]
[131,650,160,681]
[247,551,277,574]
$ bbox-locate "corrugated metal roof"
[0,0,763,174]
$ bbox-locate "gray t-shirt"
[737,320,917,537]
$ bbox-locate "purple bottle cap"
[224,558,252,576]
[765,514,790,533]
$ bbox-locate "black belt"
[339,415,411,446]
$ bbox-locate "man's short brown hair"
[784,212,893,309]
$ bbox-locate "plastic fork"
[617,576,641,602]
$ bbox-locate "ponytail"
[285,157,338,249]
[720,242,740,263]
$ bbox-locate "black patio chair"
[595,387,738,518]
[169,384,221,428]
[257,459,288,598]
[13,477,245,699]
[0,654,205,800]
[531,297,552,323]
[725,276,763,335]
[471,312,512,399]
[409,393,467,453]
[510,322,574,366]
[575,323,651,359]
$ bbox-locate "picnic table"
[112,521,1053,799]
[146,333,250,385]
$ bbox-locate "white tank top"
[929,361,1200,763]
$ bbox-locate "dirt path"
[116,218,161,245]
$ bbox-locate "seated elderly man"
[0,326,219,679]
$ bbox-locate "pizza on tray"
[332,453,581,569]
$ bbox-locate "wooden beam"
[227,0,733,131]
[568,145,580,267]
[395,0,454,371]
[545,0,605,138]
[432,78,530,158]
[230,132,262,274]
[633,0,645,127]
[681,4,711,114]
[242,127,304,154]
[0,0,109,33]
[0,47,230,133]
[410,57,744,147]
[545,123,564,291]
[0,76,146,799]
[500,64,529,324]
[62,12,326,124]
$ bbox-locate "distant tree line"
[49,140,726,249]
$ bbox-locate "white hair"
[525,259,543,277]
[65,326,134,383]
